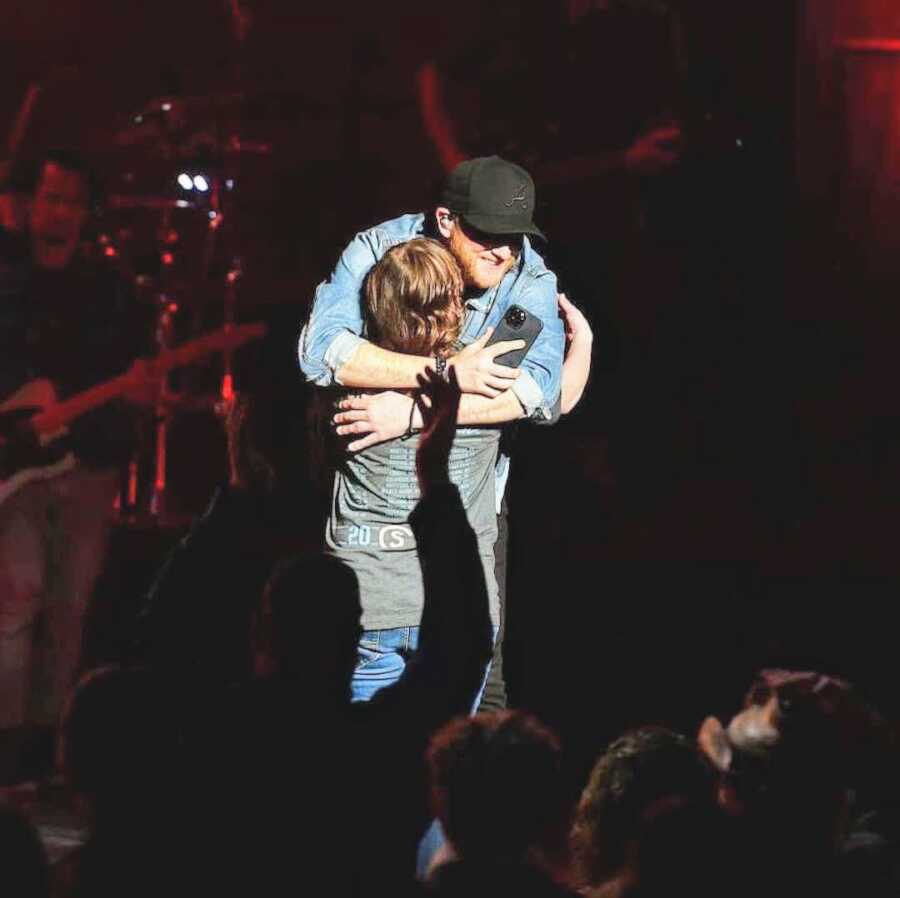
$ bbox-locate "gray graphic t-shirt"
[326,428,500,630]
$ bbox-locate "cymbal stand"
[217,1,251,410]
[146,202,182,522]
[220,258,242,406]
[148,292,179,521]
[196,173,239,411]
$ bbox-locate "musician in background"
[0,150,155,757]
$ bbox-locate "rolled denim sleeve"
[297,230,381,386]
[509,270,565,423]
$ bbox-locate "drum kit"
[91,91,277,526]
[4,11,401,526]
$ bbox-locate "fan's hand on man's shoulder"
[558,293,592,348]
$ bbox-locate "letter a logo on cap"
[442,156,545,241]
[505,183,529,210]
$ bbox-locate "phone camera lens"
[506,308,526,329]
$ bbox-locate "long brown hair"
[364,237,464,357]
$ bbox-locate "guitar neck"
[30,372,134,435]
[28,324,265,435]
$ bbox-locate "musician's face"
[29,162,90,270]
[441,212,520,291]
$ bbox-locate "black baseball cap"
[441,155,545,242]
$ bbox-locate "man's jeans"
[0,467,118,728]
[351,626,494,708]
[478,501,509,711]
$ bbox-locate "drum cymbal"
[107,194,199,211]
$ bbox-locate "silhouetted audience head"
[698,669,887,863]
[703,668,882,787]
[570,726,718,896]
[60,666,181,825]
[0,802,49,898]
[427,711,568,869]
[255,555,361,698]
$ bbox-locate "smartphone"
[484,305,544,368]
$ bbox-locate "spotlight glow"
[177,173,194,190]
[193,175,210,192]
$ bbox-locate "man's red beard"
[447,225,517,290]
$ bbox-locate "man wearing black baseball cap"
[300,155,561,425]
[441,155,546,239]
[298,156,567,713]
[436,156,546,296]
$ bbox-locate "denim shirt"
[298,213,564,421]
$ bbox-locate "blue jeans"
[351,626,495,707]
[351,627,420,703]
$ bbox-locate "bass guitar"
[0,322,266,506]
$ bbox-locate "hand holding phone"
[484,305,544,367]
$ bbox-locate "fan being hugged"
[325,238,501,703]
